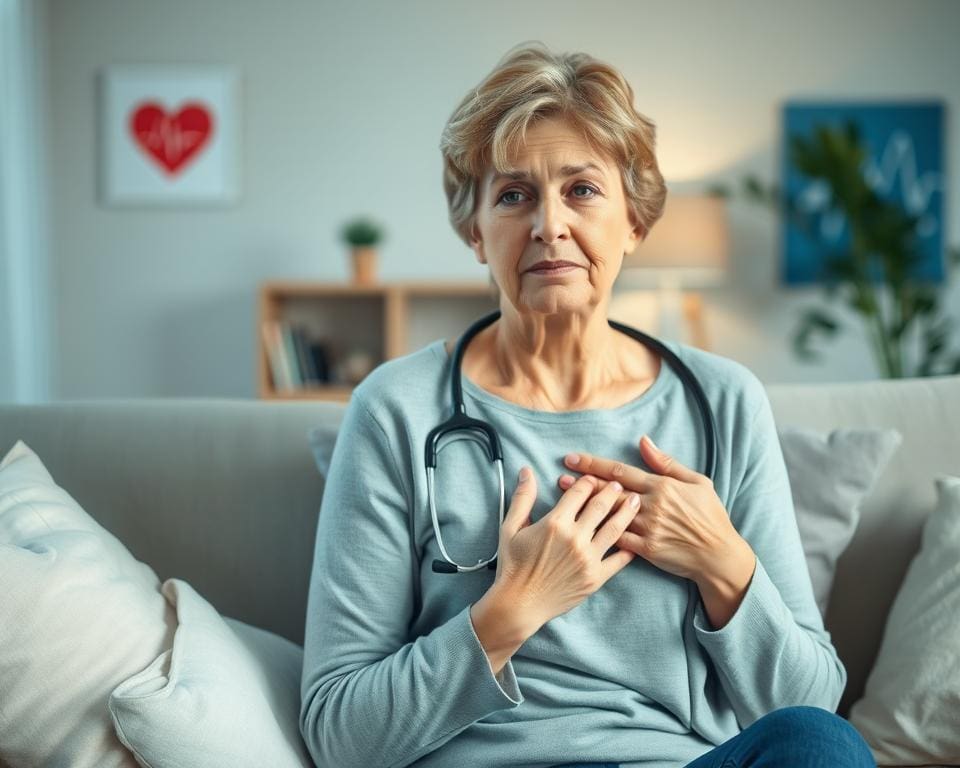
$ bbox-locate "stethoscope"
[424,308,719,574]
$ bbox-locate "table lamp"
[612,194,730,350]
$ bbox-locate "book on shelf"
[262,320,337,391]
[279,324,302,389]
[291,324,323,387]
[261,320,293,391]
[309,341,330,384]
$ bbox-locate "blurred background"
[1,0,958,403]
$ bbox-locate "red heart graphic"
[129,101,214,175]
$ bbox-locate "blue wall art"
[782,101,945,285]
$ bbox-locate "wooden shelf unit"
[258,280,498,401]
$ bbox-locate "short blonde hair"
[439,41,667,247]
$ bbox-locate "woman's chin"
[519,286,595,314]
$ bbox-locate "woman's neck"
[460,311,660,412]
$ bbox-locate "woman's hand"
[556,435,752,585]
[491,467,640,631]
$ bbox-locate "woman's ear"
[624,216,646,256]
[468,221,486,264]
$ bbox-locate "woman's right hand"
[491,466,640,631]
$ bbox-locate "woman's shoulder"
[350,339,447,415]
[667,340,768,416]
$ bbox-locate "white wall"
[43,0,960,397]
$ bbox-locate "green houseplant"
[712,121,960,378]
[340,216,385,285]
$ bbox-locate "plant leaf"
[792,307,841,362]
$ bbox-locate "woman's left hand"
[557,435,750,584]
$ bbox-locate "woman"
[300,42,876,768]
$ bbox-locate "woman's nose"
[530,195,569,243]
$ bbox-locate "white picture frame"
[99,66,240,207]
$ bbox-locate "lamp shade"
[620,194,730,288]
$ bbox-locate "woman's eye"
[496,184,598,206]
[497,189,526,206]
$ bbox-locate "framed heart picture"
[99,66,240,206]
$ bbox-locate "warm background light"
[612,194,730,350]
[622,194,730,287]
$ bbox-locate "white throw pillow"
[109,578,312,768]
[777,427,902,616]
[848,475,960,765]
[0,440,175,768]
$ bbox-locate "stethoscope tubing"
[424,309,718,574]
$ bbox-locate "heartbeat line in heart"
[129,101,214,175]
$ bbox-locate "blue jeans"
[550,705,876,768]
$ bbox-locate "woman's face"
[469,115,644,317]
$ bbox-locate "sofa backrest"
[0,399,342,650]
[1,373,958,718]
[766,374,960,715]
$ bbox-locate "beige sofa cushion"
[0,440,175,768]
[848,476,960,765]
[109,579,312,767]
[767,374,960,715]
[778,426,902,616]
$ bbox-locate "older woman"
[300,43,876,768]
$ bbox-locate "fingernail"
[628,493,640,506]
[610,481,622,492]
[518,466,530,482]
[565,453,580,466]
[645,435,658,451]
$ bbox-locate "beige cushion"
[109,578,312,768]
[848,475,960,765]
[0,440,175,768]
[778,427,902,616]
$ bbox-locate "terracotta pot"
[350,246,378,285]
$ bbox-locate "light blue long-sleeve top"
[300,334,846,768]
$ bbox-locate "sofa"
[1,372,959,767]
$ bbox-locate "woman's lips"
[526,264,580,275]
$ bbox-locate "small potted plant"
[340,216,385,285]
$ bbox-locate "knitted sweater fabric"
[300,337,846,768]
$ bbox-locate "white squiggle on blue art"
[797,129,944,243]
